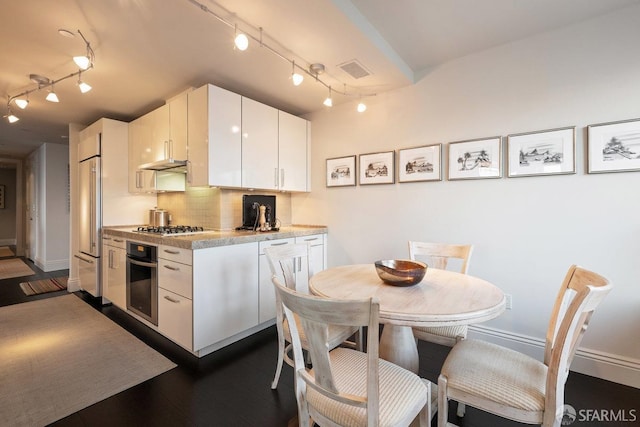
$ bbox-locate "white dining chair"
[437,265,612,427]
[265,243,361,389]
[272,275,432,426]
[408,241,474,346]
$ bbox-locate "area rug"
[19,276,68,296]
[0,246,14,257]
[0,258,35,280]
[0,294,177,426]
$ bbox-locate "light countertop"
[102,225,327,250]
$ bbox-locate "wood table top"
[309,264,506,328]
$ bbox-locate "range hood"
[138,158,187,172]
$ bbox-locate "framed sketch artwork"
[398,144,442,183]
[587,118,640,174]
[447,136,502,180]
[507,127,575,177]
[359,151,395,185]
[326,155,356,187]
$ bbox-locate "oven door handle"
[127,258,157,268]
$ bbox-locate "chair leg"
[437,375,448,427]
[356,327,364,352]
[271,334,286,389]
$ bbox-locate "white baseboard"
[468,325,640,389]
[34,258,69,273]
[0,238,16,246]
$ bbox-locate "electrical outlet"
[505,294,513,310]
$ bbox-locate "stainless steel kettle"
[149,208,171,227]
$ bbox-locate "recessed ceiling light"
[58,29,75,38]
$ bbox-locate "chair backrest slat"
[408,241,473,274]
[265,243,312,290]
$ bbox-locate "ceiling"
[1,0,638,159]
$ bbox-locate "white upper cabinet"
[187,84,242,187]
[128,114,157,193]
[278,110,309,192]
[166,94,188,161]
[148,93,188,163]
[241,97,279,190]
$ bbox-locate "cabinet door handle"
[163,265,180,271]
[164,249,180,254]
[104,236,112,241]
[280,168,285,188]
[108,249,114,269]
[164,295,181,304]
[113,238,124,243]
[186,160,192,184]
[274,168,278,188]
[164,140,170,159]
[271,242,289,247]
[303,237,318,242]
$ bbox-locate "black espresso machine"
[237,195,278,231]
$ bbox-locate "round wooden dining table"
[309,264,506,373]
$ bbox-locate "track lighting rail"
[186,0,374,109]
[5,29,95,123]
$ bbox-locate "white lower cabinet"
[152,234,325,356]
[192,242,259,352]
[102,236,127,309]
[158,288,193,350]
[158,245,193,350]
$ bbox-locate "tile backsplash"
[158,188,291,230]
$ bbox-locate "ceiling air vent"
[338,60,371,79]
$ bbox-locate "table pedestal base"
[379,324,419,374]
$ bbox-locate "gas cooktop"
[133,225,206,236]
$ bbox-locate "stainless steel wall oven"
[126,241,158,325]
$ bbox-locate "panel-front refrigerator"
[76,133,102,297]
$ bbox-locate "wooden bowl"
[374,260,427,287]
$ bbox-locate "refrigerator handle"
[74,254,94,264]
[90,160,96,249]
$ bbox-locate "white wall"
[293,6,640,387]
[35,143,70,271]
[0,167,17,243]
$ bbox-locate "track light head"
[7,112,19,123]
[323,87,333,107]
[357,102,367,113]
[46,87,59,103]
[291,61,304,86]
[78,81,92,93]
[14,98,29,109]
[74,55,91,70]
[234,33,248,50]
[234,25,249,51]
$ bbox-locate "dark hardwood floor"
[1,252,638,426]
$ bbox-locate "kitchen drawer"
[258,238,294,255]
[158,287,193,351]
[159,259,193,299]
[295,234,324,247]
[103,234,127,249]
[158,245,192,265]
